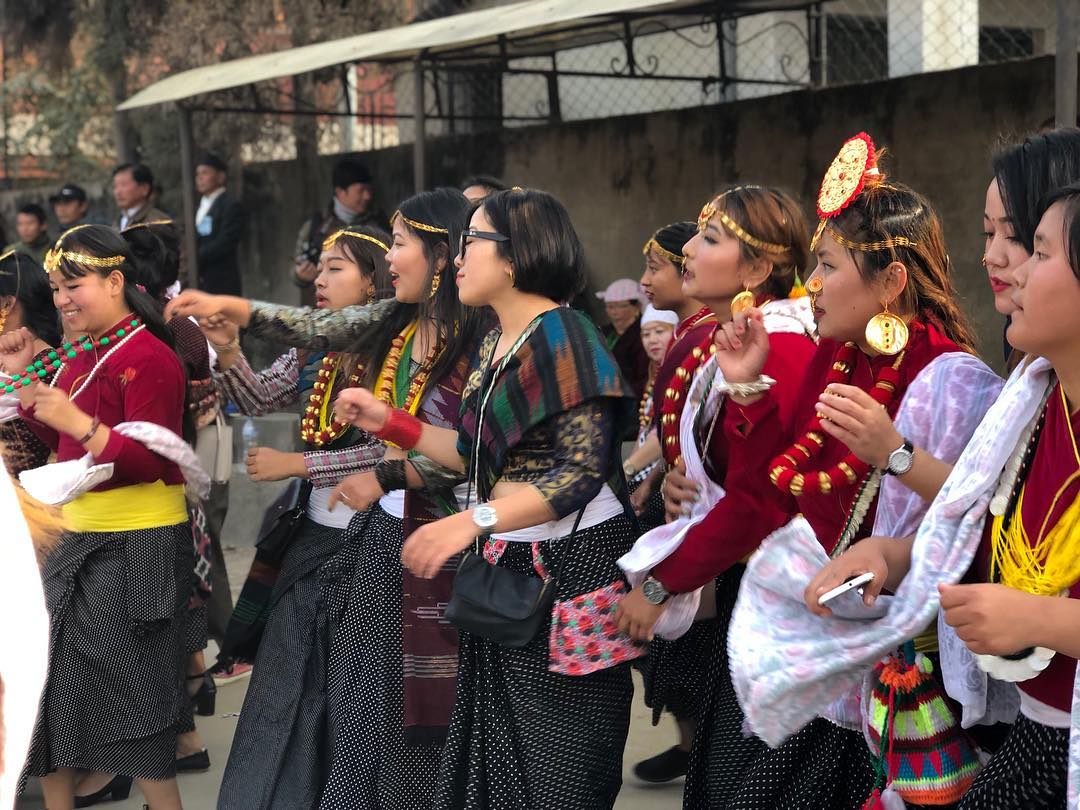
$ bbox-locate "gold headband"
[322,228,390,254]
[44,224,125,273]
[392,210,448,235]
[698,197,789,256]
[642,238,684,267]
[121,219,174,232]
[810,221,919,253]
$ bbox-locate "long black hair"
[358,188,482,389]
[993,127,1080,253]
[120,220,181,303]
[0,251,61,345]
[49,225,175,352]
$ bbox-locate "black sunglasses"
[459,228,509,258]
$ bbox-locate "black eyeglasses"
[459,228,509,259]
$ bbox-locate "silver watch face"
[642,577,668,605]
[888,447,914,476]
[473,505,498,532]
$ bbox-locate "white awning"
[119,0,780,111]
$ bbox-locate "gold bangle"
[210,339,240,353]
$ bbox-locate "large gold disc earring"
[865,300,908,355]
[730,285,754,317]
[807,277,823,310]
[429,271,442,299]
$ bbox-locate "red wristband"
[377,408,423,450]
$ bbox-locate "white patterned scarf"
[729,355,1080,809]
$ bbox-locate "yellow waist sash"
[63,481,188,533]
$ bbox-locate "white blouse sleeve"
[872,352,1004,539]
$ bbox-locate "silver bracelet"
[714,374,776,398]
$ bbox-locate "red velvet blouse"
[20,319,186,490]
[977,383,1080,712]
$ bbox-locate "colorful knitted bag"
[863,646,982,808]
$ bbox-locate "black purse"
[445,509,584,647]
[444,319,571,648]
[254,478,312,564]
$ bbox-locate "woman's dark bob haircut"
[473,187,585,302]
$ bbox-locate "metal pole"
[413,56,426,193]
[1057,0,1078,127]
[177,104,200,290]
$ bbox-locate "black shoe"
[73,774,133,807]
[187,671,217,716]
[633,746,690,783]
[176,748,211,772]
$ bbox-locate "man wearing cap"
[194,152,246,296]
[4,203,50,265]
[49,184,95,230]
[597,277,651,398]
[293,156,386,306]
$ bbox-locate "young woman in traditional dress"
[802,182,1080,810]
[0,249,62,475]
[198,224,393,809]
[169,189,482,809]
[9,225,203,810]
[685,136,1001,809]
[623,303,678,520]
[614,186,818,798]
[332,187,642,810]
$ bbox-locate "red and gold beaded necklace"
[768,343,905,497]
[300,354,365,447]
[671,306,716,344]
[659,336,717,468]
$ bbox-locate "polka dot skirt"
[319,506,443,810]
[218,517,347,810]
[682,565,769,808]
[25,524,192,781]
[958,713,1068,808]
[434,514,637,810]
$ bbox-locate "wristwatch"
[884,439,915,476]
[472,504,498,536]
[641,575,671,606]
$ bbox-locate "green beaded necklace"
[3,318,141,393]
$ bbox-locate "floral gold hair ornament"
[392,210,448,236]
[697,188,789,256]
[43,225,125,274]
[642,236,684,267]
[810,132,918,253]
[322,228,390,254]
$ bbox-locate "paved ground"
[18,477,686,809]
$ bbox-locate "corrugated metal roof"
[119,0,755,110]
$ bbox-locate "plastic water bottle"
[242,417,258,452]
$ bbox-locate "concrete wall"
[243,54,1057,367]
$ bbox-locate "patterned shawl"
[401,349,472,746]
[459,306,637,501]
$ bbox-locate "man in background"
[113,163,169,229]
[4,204,50,264]
[49,184,95,230]
[293,156,385,306]
[194,153,246,296]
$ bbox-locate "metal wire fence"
[309,0,1057,153]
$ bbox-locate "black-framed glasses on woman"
[459,228,509,259]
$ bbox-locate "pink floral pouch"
[548,581,646,676]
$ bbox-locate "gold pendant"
[730,290,755,317]
[864,311,908,355]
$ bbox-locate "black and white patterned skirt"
[319,505,444,810]
[434,513,637,810]
[25,523,192,781]
[218,515,349,810]
[957,712,1068,809]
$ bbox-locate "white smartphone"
[817,572,875,606]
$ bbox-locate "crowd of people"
[0,124,1078,810]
